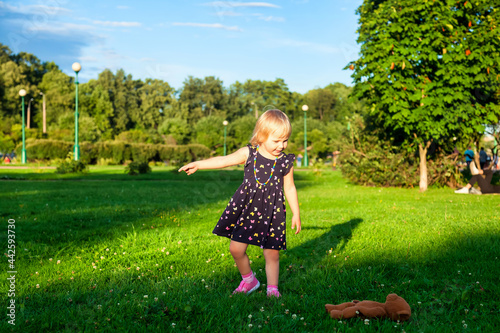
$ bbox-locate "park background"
[1,0,500,332]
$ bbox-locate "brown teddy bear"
[325,293,411,321]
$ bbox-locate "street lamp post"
[19,89,27,164]
[40,92,46,134]
[251,102,258,119]
[72,62,81,160]
[27,98,33,129]
[302,104,309,167]
[223,120,229,156]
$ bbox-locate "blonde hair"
[250,109,292,146]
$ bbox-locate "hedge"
[15,139,211,165]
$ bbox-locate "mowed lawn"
[0,166,499,332]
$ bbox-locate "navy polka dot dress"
[213,145,295,250]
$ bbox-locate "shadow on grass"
[0,170,316,250]
[286,218,363,261]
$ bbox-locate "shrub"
[129,143,158,162]
[16,139,72,160]
[56,153,88,174]
[339,131,462,188]
[125,161,151,175]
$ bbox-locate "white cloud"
[0,1,72,16]
[204,2,280,9]
[255,15,285,22]
[27,22,95,35]
[273,39,340,54]
[93,20,141,27]
[172,22,242,31]
[116,5,130,10]
[213,11,243,17]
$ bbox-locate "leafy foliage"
[56,153,87,174]
[0,42,365,166]
[340,118,464,188]
[125,161,151,175]
[348,0,500,190]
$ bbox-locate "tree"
[79,80,114,141]
[37,69,74,130]
[158,118,191,144]
[304,87,336,121]
[134,78,173,129]
[349,0,500,191]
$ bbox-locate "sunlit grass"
[0,168,498,332]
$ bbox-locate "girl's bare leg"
[263,249,280,286]
[230,240,251,275]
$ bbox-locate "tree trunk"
[418,140,432,192]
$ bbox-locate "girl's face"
[260,132,289,158]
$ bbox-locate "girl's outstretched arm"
[283,166,301,234]
[178,146,249,175]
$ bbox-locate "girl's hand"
[178,162,198,175]
[291,215,301,234]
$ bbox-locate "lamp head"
[223,120,229,126]
[302,105,309,112]
[19,89,27,97]
[72,62,82,73]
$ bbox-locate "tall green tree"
[79,80,114,141]
[304,87,336,121]
[37,69,74,130]
[134,78,173,129]
[350,0,500,191]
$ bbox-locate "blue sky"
[0,0,362,93]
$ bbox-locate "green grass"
[0,167,499,332]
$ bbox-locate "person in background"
[464,146,474,168]
[479,147,487,169]
[455,161,500,195]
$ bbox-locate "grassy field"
[0,166,499,332]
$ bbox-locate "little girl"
[179,109,301,297]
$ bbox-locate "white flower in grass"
[356,310,360,314]
[97,305,102,309]
[364,319,370,325]
[57,260,61,264]
[463,324,467,329]
[163,292,166,295]
[106,248,109,251]
[154,297,158,302]
[171,323,176,327]
[292,314,297,319]
[285,309,289,314]
[136,267,140,270]
[248,324,253,328]
[144,295,148,298]
[300,317,304,320]
[338,321,342,324]
[260,307,264,312]
[36,284,40,288]
[49,258,53,261]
